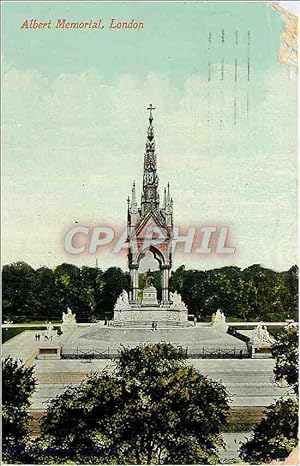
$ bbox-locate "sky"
[2,1,298,272]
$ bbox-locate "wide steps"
[112,320,193,328]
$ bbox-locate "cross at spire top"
[147,103,156,120]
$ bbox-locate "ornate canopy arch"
[137,245,166,268]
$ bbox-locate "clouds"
[2,62,297,271]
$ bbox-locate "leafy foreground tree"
[2,356,36,464]
[239,397,298,464]
[30,343,229,464]
[240,326,299,463]
[272,324,298,394]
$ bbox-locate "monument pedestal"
[113,307,191,327]
[113,289,190,327]
[141,285,159,306]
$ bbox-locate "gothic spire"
[141,104,159,213]
[131,180,136,205]
[166,182,170,205]
[163,187,167,209]
[131,180,138,213]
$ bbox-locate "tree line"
[2,261,298,323]
[170,264,298,322]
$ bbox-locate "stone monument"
[142,285,159,306]
[62,307,77,324]
[114,290,130,311]
[44,321,56,340]
[113,105,189,327]
[211,309,228,330]
[169,291,188,311]
[253,323,274,344]
[61,308,77,336]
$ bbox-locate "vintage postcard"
[2,1,298,465]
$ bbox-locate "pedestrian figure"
[194,316,197,326]
[38,333,41,341]
[50,335,53,341]
[34,333,38,341]
[154,321,158,331]
[151,321,155,331]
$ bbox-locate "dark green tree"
[80,265,100,321]
[53,263,97,321]
[241,264,292,321]
[98,266,130,319]
[169,265,185,293]
[2,356,37,463]
[32,343,229,464]
[2,262,37,322]
[239,398,298,463]
[171,269,207,319]
[169,264,297,322]
[281,265,298,320]
[240,325,298,463]
[272,325,298,394]
[34,266,60,320]
[53,262,82,313]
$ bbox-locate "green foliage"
[240,324,298,463]
[2,262,37,321]
[97,267,130,319]
[31,343,229,464]
[2,326,45,343]
[239,398,298,463]
[272,325,298,394]
[2,356,37,463]
[54,263,97,321]
[2,261,297,323]
[170,264,298,322]
[2,261,130,323]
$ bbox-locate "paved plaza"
[2,309,294,464]
[3,328,291,412]
[3,326,292,462]
[2,330,41,365]
[29,357,291,411]
[2,323,247,359]
[61,322,247,354]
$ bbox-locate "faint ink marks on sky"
[206,29,252,129]
[207,31,212,128]
[234,31,238,127]
[220,29,225,128]
[247,31,251,120]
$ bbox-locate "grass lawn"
[2,326,60,343]
[8,320,61,325]
[2,327,25,343]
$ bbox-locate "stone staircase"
[112,320,193,328]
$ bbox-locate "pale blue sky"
[2,1,297,271]
[3,2,283,80]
